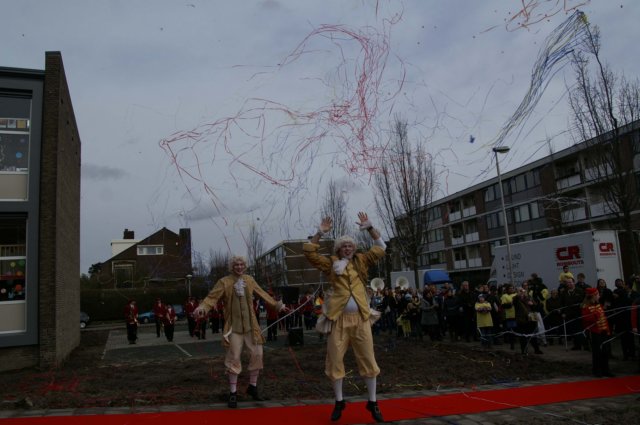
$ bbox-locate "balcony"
[589,202,618,217]
[465,232,479,242]
[448,211,462,222]
[451,236,464,246]
[462,206,476,217]
[556,174,581,190]
[453,259,467,269]
[561,207,587,223]
[467,257,482,268]
[585,164,613,182]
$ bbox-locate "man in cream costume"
[304,212,386,422]
[194,256,286,408]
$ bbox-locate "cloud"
[82,163,128,181]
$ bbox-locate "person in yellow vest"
[304,212,386,422]
[194,256,287,408]
[475,293,494,348]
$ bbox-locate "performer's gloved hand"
[318,216,333,234]
[356,211,373,231]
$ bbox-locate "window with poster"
[0,218,27,333]
[0,94,31,201]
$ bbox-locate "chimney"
[123,229,135,239]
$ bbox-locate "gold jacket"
[199,274,281,347]
[303,243,385,321]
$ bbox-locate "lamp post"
[493,146,514,288]
[186,273,193,297]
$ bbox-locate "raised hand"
[320,216,333,234]
[356,211,372,230]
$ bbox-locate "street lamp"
[186,273,193,297]
[493,146,514,288]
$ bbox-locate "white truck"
[489,230,624,289]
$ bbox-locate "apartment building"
[391,120,640,285]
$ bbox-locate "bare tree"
[246,222,264,282]
[568,24,640,274]
[208,249,230,283]
[320,179,350,240]
[374,116,437,287]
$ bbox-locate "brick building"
[0,52,81,371]
[94,227,193,287]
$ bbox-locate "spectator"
[486,285,502,345]
[475,293,493,348]
[458,281,477,342]
[500,284,517,350]
[514,288,543,355]
[420,288,440,341]
[544,289,563,345]
[124,299,138,345]
[560,277,586,350]
[163,303,177,342]
[631,290,640,373]
[612,281,635,361]
[443,290,462,342]
[596,279,614,310]
[576,273,591,290]
[582,287,614,377]
[152,297,166,338]
[558,265,574,286]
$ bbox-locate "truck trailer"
[489,230,623,289]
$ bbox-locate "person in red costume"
[124,299,138,344]
[582,287,614,378]
[152,298,166,338]
[185,296,198,337]
[163,303,177,342]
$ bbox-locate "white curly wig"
[334,236,357,254]
[228,255,247,272]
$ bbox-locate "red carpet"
[4,376,639,425]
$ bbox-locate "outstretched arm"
[357,211,385,248]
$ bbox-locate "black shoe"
[366,400,384,422]
[246,384,265,401]
[535,350,543,355]
[228,392,237,408]
[331,400,346,421]
[604,372,616,378]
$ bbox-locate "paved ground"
[1,324,638,424]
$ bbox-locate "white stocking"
[364,376,377,402]
[333,378,344,401]
[228,373,238,393]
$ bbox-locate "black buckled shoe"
[246,384,265,401]
[331,399,346,421]
[228,392,237,408]
[366,400,384,422]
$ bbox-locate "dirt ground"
[0,329,592,410]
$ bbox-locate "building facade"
[391,120,640,286]
[0,52,81,371]
[94,227,193,287]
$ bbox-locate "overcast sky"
[2,1,638,275]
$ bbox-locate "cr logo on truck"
[556,246,581,260]
[599,243,614,253]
